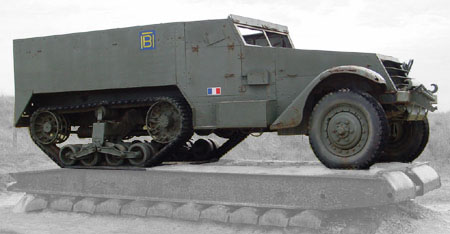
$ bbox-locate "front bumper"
[381,84,438,121]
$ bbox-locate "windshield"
[236,25,293,48]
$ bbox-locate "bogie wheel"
[146,97,191,144]
[308,89,388,169]
[30,110,61,145]
[379,118,429,163]
[105,144,128,166]
[80,152,101,166]
[59,144,80,166]
[128,143,156,166]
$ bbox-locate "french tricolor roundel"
[207,87,221,96]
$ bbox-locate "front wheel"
[378,118,429,163]
[308,90,388,169]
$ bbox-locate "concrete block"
[121,200,152,217]
[49,196,77,211]
[229,207,261,225]
[200,205,231,223]
[263,229,285,234]
[259,209,289,227]
[285,227,318,234]
[12,194,48,213]
[95,199,127,215]
[147,202,178,218]
[173,203,205,221]
[73,197,102,214]
[341,220,379,234]
[289,210,326,229]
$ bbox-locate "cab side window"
[237,26,269,46]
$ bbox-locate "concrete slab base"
[49,196,77,211]
[73,197,102,214]
[259,209,290,227]
[229,207,261,225]
[12,194,48,213]
[147,202,178,218]
[173,203,205,221]
[289,210,326,229]
[200,205,231,223]
[95,199,128,215]
[121,200,152,217]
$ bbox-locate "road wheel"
[80,152,101,166]
[59,145,80,166]
[379,118,429,163]
[128,143,155,166]
[105,144,128,166]
[308,89,388,169]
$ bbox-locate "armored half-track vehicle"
[13,15,437,169]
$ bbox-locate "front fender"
[270,65,387,130]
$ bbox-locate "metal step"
[7,161,441,210]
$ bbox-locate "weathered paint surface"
[13,15,435,130]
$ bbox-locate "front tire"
[308,90,388,169]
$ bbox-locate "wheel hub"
[43,122,53,133]
[389,122,404,142]
[323,107,368,157]
[30,111,61,145]
[158,115,172,128]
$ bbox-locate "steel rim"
[388,121,406,144]
[80,152,100,166]
[55,115,70,144]
[321,105,369,157]
[59,146,77,166]
[128,144,150,166]
[31,111,61,145]
[105,144,127,166]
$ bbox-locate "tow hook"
[430,84,438,93]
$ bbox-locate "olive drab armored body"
[13,15,438,169]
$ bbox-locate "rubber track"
[29,98,247,169]
[30,98,160,168]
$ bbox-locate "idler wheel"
[30,110,61,145]
[128,143,156,166]
[59,144,80,166]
